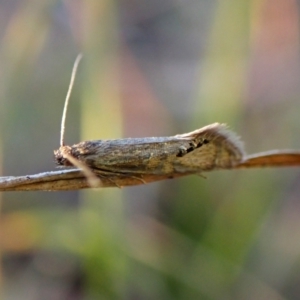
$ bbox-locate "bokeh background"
[1,0,300,299]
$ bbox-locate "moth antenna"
[60,53,83,147]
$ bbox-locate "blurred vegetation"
[1,0,300,299]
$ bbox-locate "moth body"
[54,123,245,176]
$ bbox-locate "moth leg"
[128,175,146,184]
[93,170,146,187]
[106,174,146,185]
[102,176,122,188]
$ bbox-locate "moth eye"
[202,139,209,144]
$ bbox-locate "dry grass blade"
[0,170,187,191]
[237,150,300,168]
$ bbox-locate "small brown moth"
[54,55,300,188]
[55,123,243,173]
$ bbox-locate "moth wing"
[174,123,245,172]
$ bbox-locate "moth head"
[54,146,73,166]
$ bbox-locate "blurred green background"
[1,0,300,299]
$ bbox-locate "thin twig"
[0,169,187,191]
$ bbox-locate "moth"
[55,123,243,174]
[53,55,300,188]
